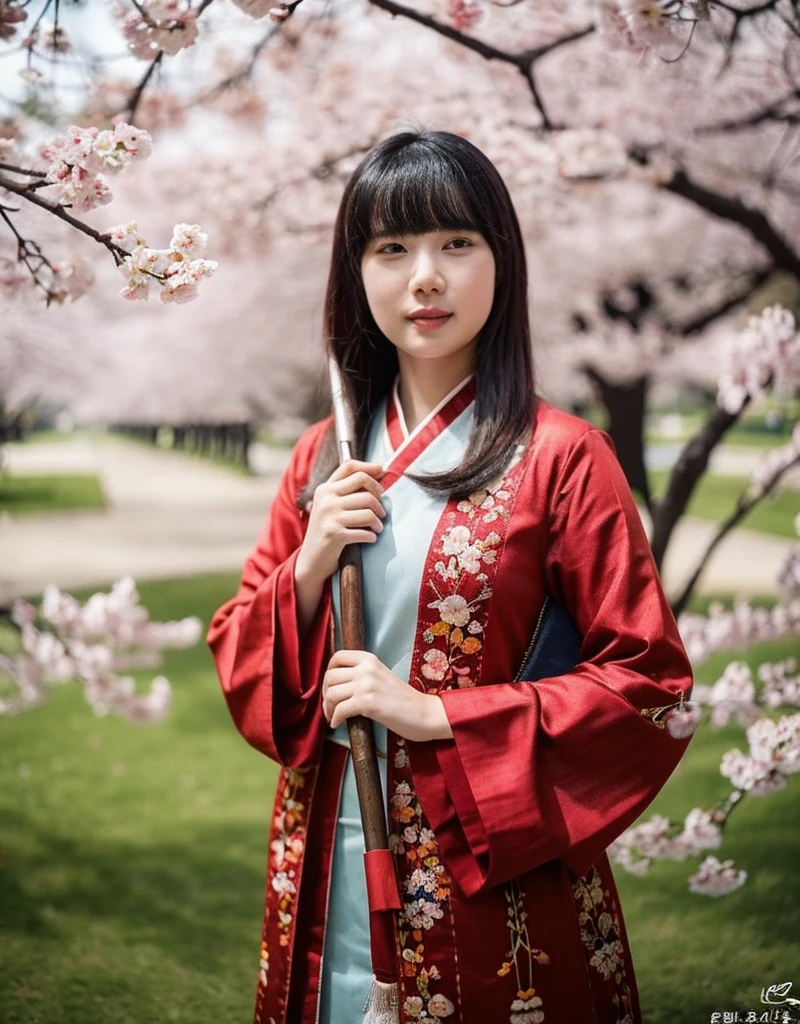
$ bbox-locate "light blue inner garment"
[318,388,475,1023]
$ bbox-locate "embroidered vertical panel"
[571,866,635,1024]
[390,453,531,1023]
[256,764,318,1024]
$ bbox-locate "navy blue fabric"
[517,598,582,682]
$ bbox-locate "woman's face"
[360,227,496,374]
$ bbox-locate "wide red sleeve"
[206,418,334,768]
[410,428,695,897]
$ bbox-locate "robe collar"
[381,373,476,491]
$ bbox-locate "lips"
[408,307,452,320]
[407,308,453,332]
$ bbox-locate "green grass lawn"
[648,469,800,538]
[0,474,105,515]
[1,574,798,1023]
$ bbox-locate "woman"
[207,129,694,1024]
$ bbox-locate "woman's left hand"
[322,650,453,742]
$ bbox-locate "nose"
[408,250,444,296]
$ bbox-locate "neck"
[396,352,475,434]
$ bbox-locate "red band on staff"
[363,848,403,911]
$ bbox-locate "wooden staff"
[328,357,401,1021]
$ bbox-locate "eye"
[376,242,406,255]
[445,237,474,250]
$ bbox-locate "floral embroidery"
[496,879,549,1024]
[572,866,635,1024]
[420,487,514,695]
[268,767,310,947]
[393,464,525,1022]
[258,938,269,988]
[390,736,454,1019]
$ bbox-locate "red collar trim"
[381,375,476,492]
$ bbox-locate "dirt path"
[1,436,794,603]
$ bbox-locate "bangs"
[351,144,484,244]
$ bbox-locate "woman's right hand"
[295,459,387,583]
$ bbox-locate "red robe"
[207,395,694,1024]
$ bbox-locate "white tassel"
[362,979,400,1024]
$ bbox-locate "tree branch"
[697,88,800,133]
[366,0,593,129]
[0,203,59,302]
[194,27,279,104]
[0,174,131,265]
[657,165,800,281]
[651,398,751,573]
[122,51,163,124]
[672,263,776,335]
[671,445,800,615]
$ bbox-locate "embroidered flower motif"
[428,993,455,1017]
[441,525,471,555]
[436,594,471,626]
[571,866,635,1018]
[590,939,625,980]
[266,766,311,948]
[433,557,459,581]
[258,939,269,987]
[404,995,425,1017]
[499,880,550,1022]
[421,648,450,681]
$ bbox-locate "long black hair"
[297,128,537,510]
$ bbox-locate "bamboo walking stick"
[329,357,402,1024]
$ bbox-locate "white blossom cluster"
[717,306,800,416]
[610,807,722,877]
[613,647,800,893]
[687,856,747,898]
[748,425,800,500]
[0,577,201,723]
[116,0,199,60]
[678,598,800,667]
[104,221,218,303]
[40,123,153,213]
[720,713,800,797]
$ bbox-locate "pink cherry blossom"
[688,856,747,897]
[0,0,27,42]
[717,306,800,416]
[50,256,95,304]
[1,579,199,722]
[443,0,485,32]
[119,2,199,60]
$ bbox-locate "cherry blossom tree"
[2,3,800,870]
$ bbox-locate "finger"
[328,460,385,485]
[333,472,386,502]
[337,509,385,534]
[329,649,371,667]
[322,667,354,693]
[323,682,355,724]
[338,490,387,519]
[330,695,362,731]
